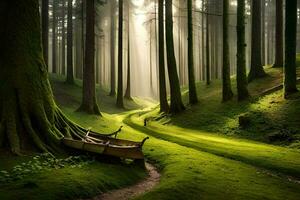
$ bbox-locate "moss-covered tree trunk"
[0,0,86,155]
[52,0,58,73]
[109,0,116,97]
[273,0,283,68]
[236,0,249,101]
[42,0,49,67]
[284,0,298,98]
[165,0,185,113]
[78,0,101,115]
[248,0,266,82]
[117,0,125,108]
[187,0,198,104]
[158,0,169,113]
[222,0,233,102]
[66,0,74,84]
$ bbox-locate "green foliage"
[0,153,94,184]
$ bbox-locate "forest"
[0,0,300,199]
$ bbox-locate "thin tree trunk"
[78,0,101,115]
[187,0,198,104]
[165,0,185,113]
[66,0,74,84]
[222,0,233,102]
[116,0,124,108]
[284,0,298,98]
[273,0,283,68]
[158,0,169,113]
[52,0,57,73]
[236,0,249,100]
[109,0,116,96]
[206,3,210,85]
[125,0,132,100]
[61,0,66,75]
[248,0,266,82]
[261,0,266,66]
[42,0,49,67]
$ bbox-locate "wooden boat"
[62,127,149,160]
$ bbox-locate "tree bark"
[248,0,266,82]
[125,0,132,100]
[0,0,87,154]
[66,0,74,84]
[284,0,298,98]
[109,0,116,96]
[273,0,283,68]
[187,0,198,104]
[206,1,210,85]
[236,0,249,101]
[222,0,233,102]
[116,0,124,108]
[158,0,169,113]
[52,0,57,73]
[61,0,66,75]
[42,0,49,67]
[165,0,185,113]
[78,0,101,115]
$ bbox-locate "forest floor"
[1,67,300,200]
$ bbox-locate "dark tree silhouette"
[116,0,124,108]
[52,0,58,73]
[165,0,185,113]
[42,0,49,67]
[187,0,198,104]
[158,0,169,113]
[236,0,249,100]
[222,0,233,102]
[109,0,116,96]
[78,0,101,115]
[125,0,132,100]
[66,0,74,84]
[248,0,266,82]
[284,0,298,98]
[273,0,283,68]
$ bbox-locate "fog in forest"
[45,0,300,99]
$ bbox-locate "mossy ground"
[1,68,300,200]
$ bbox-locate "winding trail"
[85,163,160,200]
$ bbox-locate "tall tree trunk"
[261,0,266,66]
[124,0,132,100]
[66,0,74,84]
[187,0,198,104]
[236,0,249,100]
[165,0,185,113]
[158,0,169,113]
[201,8,205,80]
[273,0,283,68]
[116,0,124,108]
[0,0,87,155]
[52,0,57,73]
[42,0,49,67]
[78,0,101,115]
[109,0,116,96]
[248,0,266,82]
[61,0,66,75]
[206,1,210,85]
[284,0,298,98]
[222,0,233,102]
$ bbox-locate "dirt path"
[84,163,160,200]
